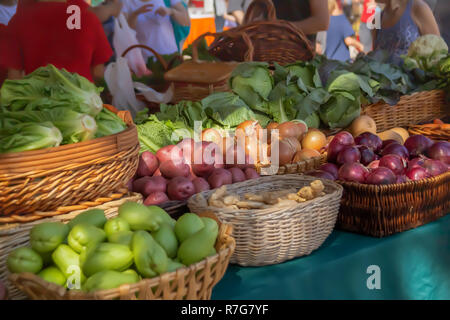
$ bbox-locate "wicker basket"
[8,212,235,300]
[0,192,143,300]
[208,0,314,65]
[0,105,139,216]
[408,124,450,141]
[362,90,448,133]
[336,171,450,237]
[164,32,250,103]
[188,174,343,266]
[257,154,326,175]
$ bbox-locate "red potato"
[133,176,167,197]
[156,145,184,164]
[208,168,233,189]
[153,168,162,177]
[191,141,219,165]
[159,160,190,179]
[137,151,159,177]
[192,177,211,193]
[244,168,260,180]
[144,192,169,205]
[192,163,215,178]
[126,178,134,192]
[228,167,246,183]
[167,177,196,201]
[177,138,195,165]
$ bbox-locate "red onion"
[337,146,361,165]
[333,131,355,146]
[338,163,369,183]
[367,160,380,170]
[379,154,406,175]
[404,135,434,157]
[381,139,398,150]
[307,170,336,181]
[365,167,397,185]
[408,156,427,169]
[381,143,409,159]
[319,163,339,180]
[405,166,431,181]
[355,132,383,152]
[426,141,450,164]
[422,159,448,176]
[327,139,346,163]
[358,145,376,166]
[396,175,408,184]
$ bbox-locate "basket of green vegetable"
[7,202,235,300]
[0,65,139,216]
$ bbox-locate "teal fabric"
[164,0,190,52]
[212,215,450,300]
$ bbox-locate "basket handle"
[192,31,254,62]
[121,44,169,71]
[243,0,277,24]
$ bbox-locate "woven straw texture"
[188,174,343,266]
[0,106,139,216]
[337,171,450,237]
[208,0,314,65]
[0,192,143,300]
[362,90,448,133]
[408,124,450,141]
[8,211,235,300]
[257,155,326,175]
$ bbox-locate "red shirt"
[361,0,376,24]
[0,0,112,81]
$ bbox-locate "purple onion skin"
[333,131,355,146]
[319,163,339,180]
[337,146,361,165]
[426,141,450,164]
[405,166,431,181]
[358,145,376,166]
[379,154,406,175]
[396,175,408,184]
[381,143,409,159]
[307,170,336,181]
[404,135,434,157]
[355,132,383,153]
[365,167,397,185]
[422,159,448,176]
[338,163,369,183]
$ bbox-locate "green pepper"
[30,222,69,254]
[68,224,106,253]
[107,230,134,247]
[81,243,134,277]
[68,209,107,229]
[38,266,66,286]
[83,270,140,292]
[132,231,168,278]
[7,247,43,274]
[52,244,86,286]
[118,202,162,232]
[104,217,130,237]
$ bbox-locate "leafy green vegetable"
[0,65,103,116]
[229,62,273,112]
[319,93,361,129]
[404,35,448,71]
[202,92,256,128]
[0,122,63,153]
[136,115,178,154]
[95,108,127,138]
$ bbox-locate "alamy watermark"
[366,265,381,290]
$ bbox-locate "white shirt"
[0,4,17,26]
[121,0,180,60]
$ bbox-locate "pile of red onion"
[307,131,449,185]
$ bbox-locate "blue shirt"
[325,14,355,62]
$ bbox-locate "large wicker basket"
[408,123,450,141]
[336,171,450,237]
[362,89,448,133]
[257,154,326,175]
[208,0,314,65]
[0,191,143,300]
[188,174,343,266]
[0,105,139,217]
[8,211,235,300]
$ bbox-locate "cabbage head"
[405,35,448,70]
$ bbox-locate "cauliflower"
[406,35,448,70]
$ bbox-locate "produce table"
[212,215,450,300]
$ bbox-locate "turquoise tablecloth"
[212,215,450,300]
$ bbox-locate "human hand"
[155,6,173,17]
[133,3,154,16]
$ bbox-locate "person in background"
[0,0,113,81]
[373,0,440,63]
[214,0,227,32]
[89,0,122,23]
[226,0,252,26]
[325,0,364,61]
[425,0,449,46]
[270,0,329,43]
[0,0,16,25]
[359,0,376,52]
[122,0,190,59]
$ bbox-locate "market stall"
[0,0,449,301]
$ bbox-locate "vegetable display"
[0,65,127,154]
[7,203,220,293]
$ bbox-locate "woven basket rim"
[188,174,343,221]
[362,89,446,108]
[337,170,450,191]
